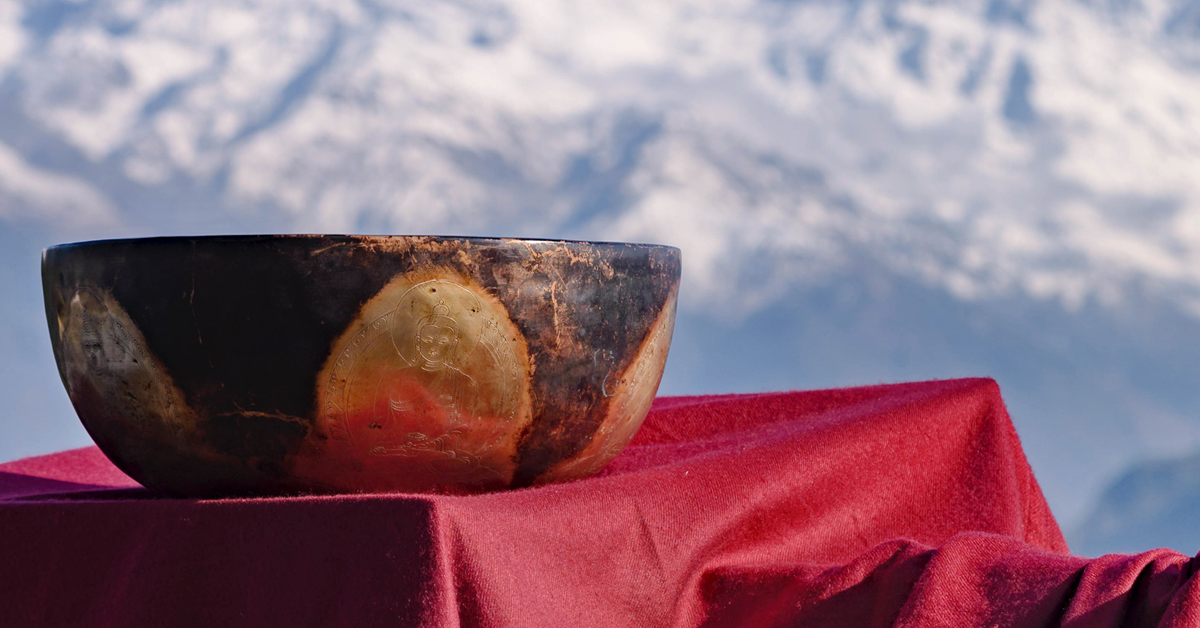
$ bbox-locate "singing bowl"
[42,235,680,497]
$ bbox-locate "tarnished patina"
[42,235,681,496]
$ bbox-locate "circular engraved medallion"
[301,273,533,493]
[59,287,194,448]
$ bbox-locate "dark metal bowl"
[42,235,680,497]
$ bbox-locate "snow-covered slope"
[3,0,1200,551]
[6,0,1200,311]
[1072,449,1200,557]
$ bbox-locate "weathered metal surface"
[42,235,681,496]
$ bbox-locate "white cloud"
[0,3,27,71]
[0,141,117,228]
[6,0,1200,321]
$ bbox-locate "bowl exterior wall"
[42,236,680,496]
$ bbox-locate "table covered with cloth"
[2,378,1199,627]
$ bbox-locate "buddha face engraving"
[418,324,454,363]
[79,317,107,373]
[415,302,458,366]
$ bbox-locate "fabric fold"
[2,378,1196,627]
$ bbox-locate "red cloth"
[1,378,1197,627]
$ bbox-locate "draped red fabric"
[2,378,1198,627]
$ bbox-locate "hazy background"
[3,0,1200,556]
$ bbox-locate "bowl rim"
[44,234,681,254]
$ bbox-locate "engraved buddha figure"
[371,300,478,450]
[72,297,153,432]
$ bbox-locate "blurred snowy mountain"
[1072,449,1200,557]
[3,0,1200,553]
